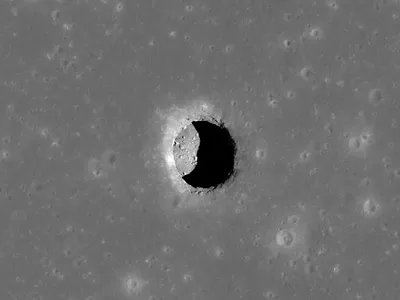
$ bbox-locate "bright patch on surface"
[339,115,376,159]
[355,191,384,220]
[85,157,107,180]
[275,228,295,248]
[106,268,150,300]
[267,221,308,259]
[262,206,315,260]
[119,273,147,297]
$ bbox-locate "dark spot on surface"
[307,26,324,40]
[282,39,296,51]
[283,12,293,22]
[173,120,237,190]
[107,152,117,166]
[1,136,12,145]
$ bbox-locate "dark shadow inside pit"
[181,120,236,189]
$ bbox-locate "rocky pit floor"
[1,0,400,299]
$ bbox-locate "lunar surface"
[0,0,400,300]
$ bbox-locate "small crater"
[326,0,339,11]
[299,66,316,82]
[368,88,385,106]
[182,271,194,283]
[85,158,106,180]
[225,44,235,54]
[304,25,325,41]
[276,229,295,248]
[213,245,225,259]
[161,245,174,256]
[332,263,341,275]
[114,270,149,299]
[392,168,400,179]
[263,291,278,299]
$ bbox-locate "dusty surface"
[1,0,400,299]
